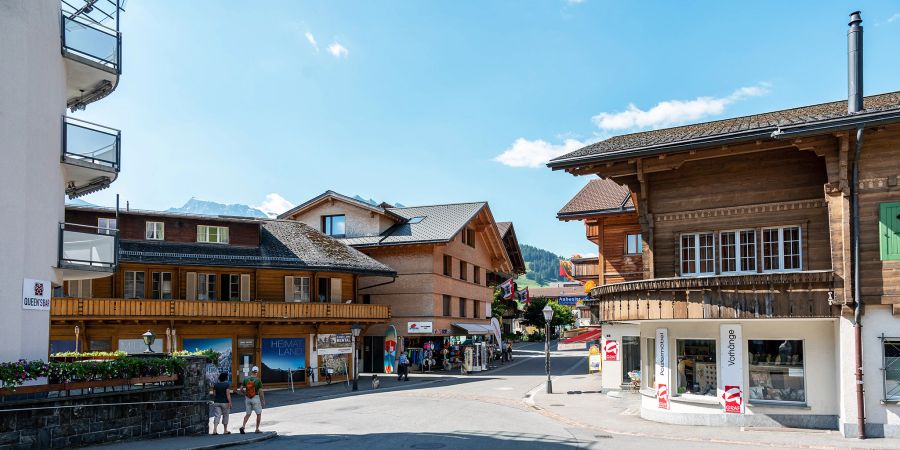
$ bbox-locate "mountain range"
[166,198,269,218]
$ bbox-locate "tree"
[520,297,575,329]
[491,288,518,319]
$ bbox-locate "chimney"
[848,11,863,113]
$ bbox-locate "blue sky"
[74,1,900,257]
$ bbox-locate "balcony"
[50,298,392,324]
[58,222,118,279]
[62,116,120,198]
[590,270,836,321]
[61,1,122,110]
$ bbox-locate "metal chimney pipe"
[848,11,863,113]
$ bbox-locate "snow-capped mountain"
[166,198,268,218]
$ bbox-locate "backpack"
[244,378,257,398]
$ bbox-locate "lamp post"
[351,324,362,391]
[542,304,554,394]
[142,330,156,353]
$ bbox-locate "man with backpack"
[239,366,265,434]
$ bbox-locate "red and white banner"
[603,339,619,361]
[657,383,670,409]
[719,324,744,414]
[655,328,669,410]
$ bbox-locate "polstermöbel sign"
[22,278,51,311]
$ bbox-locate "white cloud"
[255,193,295,218]
[566,0,586,4]
[888,13,900,23]
[494,138,586,168]
[591,83,771,131]
[327,42,349,58]
[305,31,319,53]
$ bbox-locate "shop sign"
[603,339,619,361]
[317,333,352,355]
[557,296,587,306]
[655,328,669,409]
[588,344,601,372]
[407,321,433,334]
[720,324,744,414]
[22,278,51,311]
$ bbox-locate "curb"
[183,431,277,450]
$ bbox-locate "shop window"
[443,295,451,317]
[748,340,805,403]
[625,234,642,255]
[676,339,717,396]
[622,336,641,384]
[720,229,756,273]
[884,339,900,400]
[151,272,172,299]
[761,226,802,272]
[124,271,145,299]
[443,255,452,276]
[642,337,656,390]
[680,233,715,276]
[879,202,900,260]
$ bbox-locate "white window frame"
[719,229,757,274]
[674,338,718,398]
[124,270,145,299]
[292,277,310,302]
[146,221,165,240]
[197,225,229,244]
[883,338,900,401]
[625,234,642,255]
[761,226,802,273]
[151,271,173,299]
[680,232,716,276]
[98,218,117,235]
[197,273,217,300]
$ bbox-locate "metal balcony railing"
[60,2,121,74]
[62,116,121,171]
[58,222,119,271]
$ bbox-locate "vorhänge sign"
[22,278,51,311]
[720,324,744,414]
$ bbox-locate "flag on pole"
[499,278,515,300]
[517,287,530,303]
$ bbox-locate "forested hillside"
[518,244,566,286]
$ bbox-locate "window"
[473,266,481,285]
[151,272,172,299]
[458,298,466,317]
[362,294,371,305]
[145,221,164,240]
[622,336,641,384]
[749,340,805,403]
[292,277,310,302]
[884,339,900,401]
[443,255,452,276]
[459,260,468,281]
[198,273,217,300]
[676,339,717,396]
[318,277,330,302]
[762,226,802,272]
[680,233,715,276]
[197,225,229,244]
[407,216,425,224]
[720,230,757,273]
[228,274,241,301]
[66,279,92,298]
[879,203,900,260]
[322,215,346,237]
[98,218,116,235]
[625,234,642,255]
[124,271,145,299]
[462,229,476,248]
[642,338,656,390]
[473,301,480,318]
[443,295,452,316]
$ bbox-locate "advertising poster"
[604,339,619,361]
[317,333,352,355]
[588,344,602,372]
[720,324,744,414]
[261,338,306,384]
[183,337,233,383]
[655,328,669,409]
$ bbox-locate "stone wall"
[0,357,209,449]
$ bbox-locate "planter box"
[0,374,178,396]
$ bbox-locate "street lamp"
[351,324,362,391]
[142,330,156,353]
[542,304,554,394]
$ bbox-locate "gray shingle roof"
[496,222,512,238]
[120,220,395,276]
[341,202,487,247]
[549,91,900,167]
[557,178,633,218]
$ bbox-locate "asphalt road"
[227,342,779,450]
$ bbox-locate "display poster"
[261,338,306,383]
[720,324,744,414]
[384,325,397,374]
[22,278,51,311]
[655,328,670,409]
[588,344,602,372]
[118,338,163,354]
[183,337,233,383]
[604,339,619,361]
[407,321,433,334]
[317,333,352,355]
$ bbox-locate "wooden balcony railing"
[50,298,391,323]
[590,270,836,321]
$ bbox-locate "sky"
[74,1,900,258]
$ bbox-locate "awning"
[452,323,492,335]
[562,329,602,344]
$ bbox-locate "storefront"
[362,320,500,374]
[595,323,640,390]
[632,319,838,429]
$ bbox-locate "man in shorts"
[239,366,265,434]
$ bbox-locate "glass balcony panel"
[64,118,119,168]
[60,225,117,269]
[62,16,119,70]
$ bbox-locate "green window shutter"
[880,202,900,261]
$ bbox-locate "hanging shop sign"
[655,328,670,409]
[720,324,744,414]
[22,278,51,311]
[588,344,602,372]
[603,339,619,361]
[317,333,352,355]
[557,296,587,306]
[407,321,433,334]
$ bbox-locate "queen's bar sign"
[22,278,51,311]
[719,324,744,414]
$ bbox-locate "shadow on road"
[250,431,584,449]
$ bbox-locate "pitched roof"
[496,222,512,238]
[119,220,395,276]
[495,221,526,275]
[548,91,900,168]
[277,190,404,221]
[341,202,487,247]
[557,178,633,219]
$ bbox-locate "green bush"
[50,351,127,359]
[172,348,220,363]
[1,357,186,389]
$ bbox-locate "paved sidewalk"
[83,431,276,450]
[529,373,900,449]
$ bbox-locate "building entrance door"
[622,336,641,384]
[363,336,385,373]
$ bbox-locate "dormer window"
[146,221,164,240]
[322,214,346,237]
[197,225,229,244]
[407,216,425,224]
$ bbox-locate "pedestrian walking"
[210,372,232,435]
[239,366,265,434]
[398,352,409,381]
